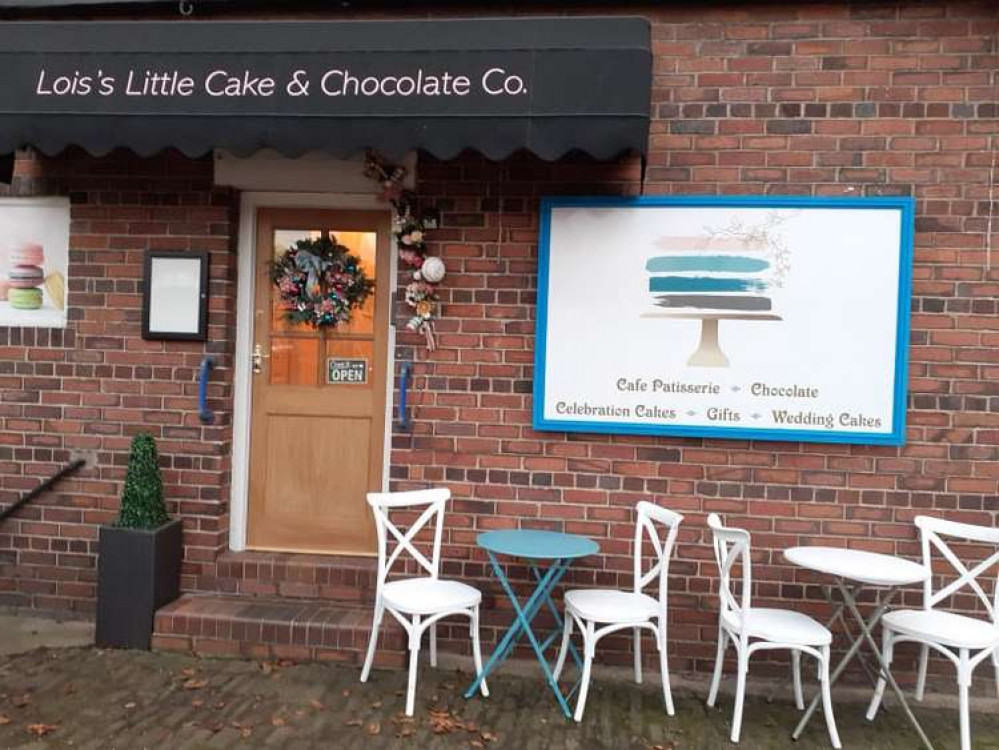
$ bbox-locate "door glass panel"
[329,230,377,336]
[270,337,319,386]
[324,339,375,388]
[272,229,323,334]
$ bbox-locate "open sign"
[327,358,367,385]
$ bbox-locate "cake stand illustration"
[640,311,782,368]
[643,232,787,368]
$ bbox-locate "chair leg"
[405,615,421,717]
[707,624,728,708]
[865,627,893,721]
[657,621,675,716]
[553,613,573,682]
[634,626,643,685]
[792,650,804,711]
[470,606,489,698]
[430,623,438,668]
[958,650,971,750]
[359,601,383,683]
[915,643,929,702]
[730,645,748,744]
[820,646,842,750]
[573,621,595,723]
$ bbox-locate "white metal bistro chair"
[552,501,682,722]
[706,514,841,747]
[359,488,488,716]
[866,515,999,750]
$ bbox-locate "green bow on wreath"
[271,235,374,329]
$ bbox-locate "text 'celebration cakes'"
[7,242,45,311]
[646,236,773,313]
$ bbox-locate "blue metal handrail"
[398,360,413,431]
[198,356,215,424]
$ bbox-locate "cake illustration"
[8,242,45,311]
[642,232,787,368]
[646,236,773,313]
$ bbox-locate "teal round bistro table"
[463,529,599,718]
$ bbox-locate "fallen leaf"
[345,718,363,727]
[271,716,286,727]
[481,731,499,743]
[470,742,484,749]
[182,678,209,691]
[397,726,414,738]
[213,701,226,710]
[179,667,197,678]
[371,700,382,709]
[309,699,325,710]
[239,727,253,739]
[190,699,204,708]
[341,689,351,698]
[366,722,381,735]
[276,659,295,668]
[0,715,10,726]
[26,724,58,738]
[10,694,30,708]
[124,702,137,709]
[259,662,275,676]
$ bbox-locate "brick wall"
[0,0,995,687]
[0,148,237,614]
[390,1,999,680]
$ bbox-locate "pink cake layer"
[8,265,44,288]
[9,242,44,267]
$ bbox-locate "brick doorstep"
[203,550,379,604]
[153,592,405,668]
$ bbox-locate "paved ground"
[0,613,93,657]
[1,643,999,750]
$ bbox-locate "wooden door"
[247,208,390,555]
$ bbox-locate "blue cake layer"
[648,276,769,293]
[645,255,770,273]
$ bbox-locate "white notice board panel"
[534,196,915,445]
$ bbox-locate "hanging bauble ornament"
[420,256,446,284]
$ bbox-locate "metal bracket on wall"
[398,360,413,432]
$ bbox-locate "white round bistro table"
[784,546,934,750]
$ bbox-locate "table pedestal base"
[464,553,583,718]
[792,581,936,750]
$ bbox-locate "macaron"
[8,265,44,289]
[9,242,43,268]
[0,280,9,301]
[8,287,42,310]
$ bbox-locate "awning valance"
[0,17,651,177]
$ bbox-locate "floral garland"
[364,150,445,350]
[270,235,374,329]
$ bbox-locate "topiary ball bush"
[116,433,170,530]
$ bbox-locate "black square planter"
[96,519,183,650]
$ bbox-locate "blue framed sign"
[533,195,915,445]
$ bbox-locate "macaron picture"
[8,265,45,289]
[9,242,44,268]
[8,287,42,310]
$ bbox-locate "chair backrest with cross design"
[915,515,999,626]
[632,501,683,608]
[708,513,752,623]
[366,488,449,595]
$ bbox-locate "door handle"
[252,343,270,374]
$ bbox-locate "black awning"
[0,17,651,175]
